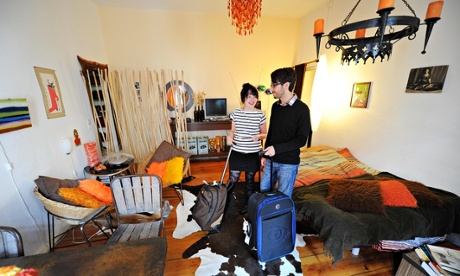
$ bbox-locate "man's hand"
[263,146,275,157]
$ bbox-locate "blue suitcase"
[246,158,296,262]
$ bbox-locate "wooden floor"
[54,160,396,275]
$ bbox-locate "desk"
[84,157,133,184]
[0,238,167,275]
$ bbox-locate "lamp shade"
[310,55,328,132]
[59,138,72,155]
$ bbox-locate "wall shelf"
[170,120,231,161]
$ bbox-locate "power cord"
[0,141,48,243]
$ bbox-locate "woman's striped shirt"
[229,108,266,153]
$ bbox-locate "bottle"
[199,106,205,122]
[221,136,227,152]
[194,106,198,122]
[215,136,221,153]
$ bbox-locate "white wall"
[96,7,302,119]
[299,0,460,195]
[0,0,106,254]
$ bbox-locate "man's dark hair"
[271,67,297,91]
[240,83,258,103]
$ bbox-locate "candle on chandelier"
[425,0,444,20]
[378,0,395,11]
[355,29,366,39]
[314,19,324,35]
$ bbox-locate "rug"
[173,183,304,276]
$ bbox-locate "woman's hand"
[227,134,233,145]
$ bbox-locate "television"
[204,98,227,120]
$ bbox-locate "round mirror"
[166,81,194,112]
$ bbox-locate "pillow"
[146,161,168,179]
[149,140,191,163]
[401,180,443,207]
[58,187,106,208]
[162,156,185,186]
[34,176,79,205]
[327,179,386,215]
[379,180,417,208]
[78,179,113,205]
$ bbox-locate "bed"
[292,145,460,264]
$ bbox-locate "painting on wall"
[350,82,371,108]
[405,65,449,93]
[0,98,32,134]
[34,66,66,118]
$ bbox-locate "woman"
[227,83,267,209]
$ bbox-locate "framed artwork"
[34,66,66,119]
[350,82,371,108]
[405,65,449,93]
[0,98,32,134]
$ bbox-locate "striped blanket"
[294,145,380,188]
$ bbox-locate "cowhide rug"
[173,183,304,276]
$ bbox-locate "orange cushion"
[162,156,184,186]
[379,180,418,208]
[146,161,168,179]
[78,179,113,205]
[58,187,106,208]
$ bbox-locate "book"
[416,247,431,262]
[427,244,460,275]
[422,261,441,276]
[428,261,445,276]
[416,245,449,275]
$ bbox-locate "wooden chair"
[106,174,166,245]
[0,226,24,259]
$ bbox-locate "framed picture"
[405,65,449,93]
[350,82,371,108]
[34,66,66,119]
[0,98,32,134]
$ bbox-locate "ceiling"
[91,0,328,19]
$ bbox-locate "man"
[260,67,311,197]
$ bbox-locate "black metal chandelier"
[313,0,444,65]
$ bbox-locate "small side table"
[84,158,134,184]
[396,251,427,276]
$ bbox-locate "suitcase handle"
[219,147,233,185]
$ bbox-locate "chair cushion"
[146,161,168,179]
[58,187,106,208]
[147,157,184,186]
[78,179,113,205]
[149,140,191,163]
[162,157,184,186]
[34,176,79,205]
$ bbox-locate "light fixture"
[59,138,72,155]
[313,0,444,65]
[228,0,263,36]
[310,55,328,132]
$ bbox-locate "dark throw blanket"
[293,172,460,264]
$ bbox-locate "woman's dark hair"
[240,83,258,103]
[271,67,297,91]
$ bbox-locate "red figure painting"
[47,81,60,113]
